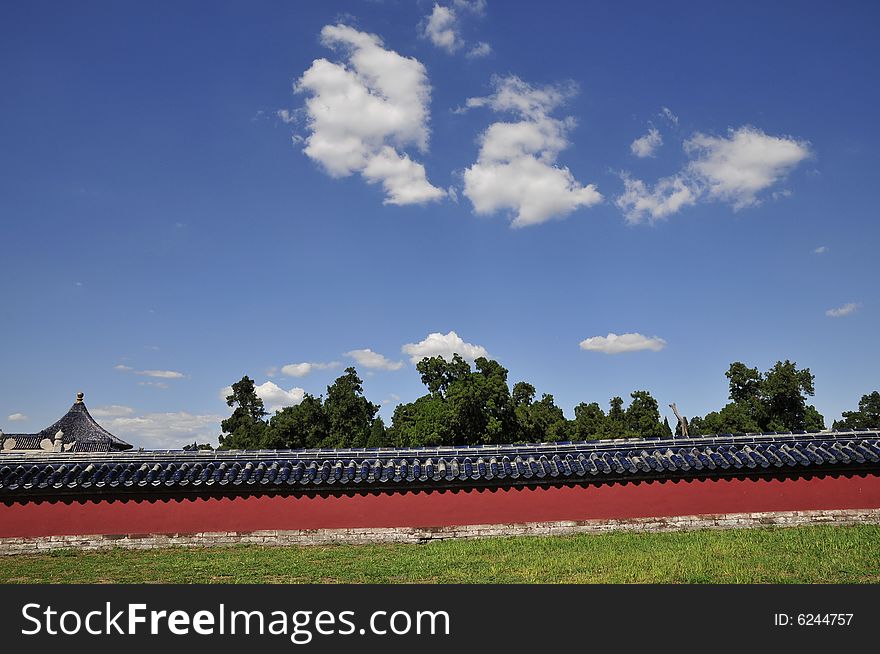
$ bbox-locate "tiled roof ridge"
[2,429,879,462]
[1,431,878,498]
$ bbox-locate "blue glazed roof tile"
[1,430,879,499]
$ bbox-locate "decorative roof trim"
[1,431,878,501]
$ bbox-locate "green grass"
[3,525,879,584]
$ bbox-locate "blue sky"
[1,0,877,448]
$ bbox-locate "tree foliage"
[689,360,825,434]
[218,375,268,449]
[263,394,327,449]
[219,370,381,450]
[218,356,863,451]
[833,391,880,430]
[324,367,380,448]
[390,355,516,446]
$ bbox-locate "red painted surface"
[2,474,880,538]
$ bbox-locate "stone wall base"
[2,508,879,555]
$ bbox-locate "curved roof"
[1,430,878,500]
[2,393,132,452]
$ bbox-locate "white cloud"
[616,126,811,222]
[255,381,305,412]
[813,245,828,254]
[579,332,667,354]
[422,4,462,53]
[280,361,338,377]
[102,412,224,450]
[90,405,135,418]
[826,302,860,318]
[361,146,445,205]
[295,24,445,205]
[402,330,488,363]
[115,364,185,380]
[660,107,678,125]
[137,369,185,379]
[422,2,490,55]
[616,173,698,223]
[454,0,487,13]
[684,126,811,209]
[221,381,306,413]
[276,109,296,124]
[345,348,404,370]
[138,381,169,389]
[462,75,602,227]
[630,127,662,158]
[467,41,492,58]
[771,188,792,200]
[7,413,28,422]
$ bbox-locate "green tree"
[366,416,390,448]
[416,355,471,397]
[388,394,453,447]
[621,390,667,438]
[515,392,568,442]
[690,360,825,434]
[390,355,517,446]
[323,367,379,448]
[443,357,514,444]
[573,402,606,440]
[218,375,268,449]
[606,396,627,438]
[762,360,819,431]
[833,391,880,430]
[263,394,327,449]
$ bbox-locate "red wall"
[2,474,880,538]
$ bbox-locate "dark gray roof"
[1,430,878,500]
[2,394,132,452]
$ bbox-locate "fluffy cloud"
[345,348,404,370]
[660,106,678,125]
[138,381,169,389]
[280,361,338,377]
[90,405,135,418]
[421,2,490,55]
[102,412,224,450]
[255,381,305,412]
[617,126,811,223]
[684,127,811,209]
[826,302,860,318]
[137,370,184,379]
[114,364,185,380]
[813,245,828,254]
[467,41,492,58]
[402,330,488,363]
[630,127,662,158]
[220,381,305,413]
[7,413,28,422]
[616,173,698,223]
[579,332,667,354]
[454,0,487,12]
[296,24,444,205]
[422,4,462,52]
[462,75,602,227]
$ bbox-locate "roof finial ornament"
[76,392,84,404]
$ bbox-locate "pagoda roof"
[2,393,132,453]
